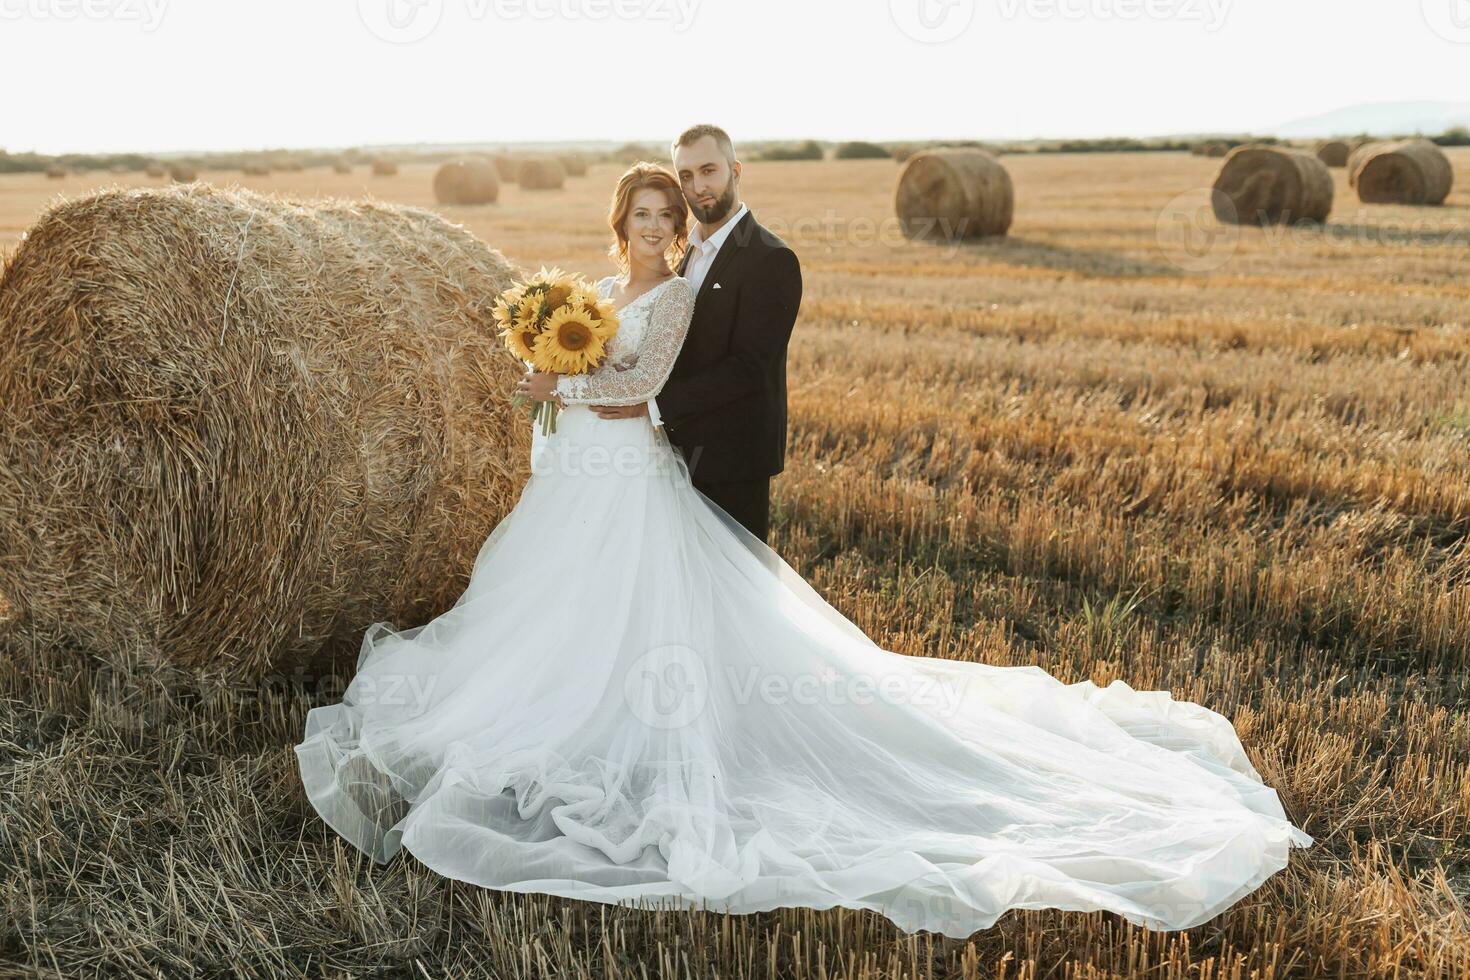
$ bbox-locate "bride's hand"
[516,370,563,404]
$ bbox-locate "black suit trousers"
[693,473,771,544]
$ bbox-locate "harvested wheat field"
[2,152,1469,977]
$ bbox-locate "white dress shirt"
[646,202,749,429]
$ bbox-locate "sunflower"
[588,298,620,335]
[513,292,546,332]
[521,266,575,311]
[492,288,521,331]
[566,285,619,330]
[500,324,539,362]
[567,283,601,313]
[533,304,611,374]
[542,274,579,312]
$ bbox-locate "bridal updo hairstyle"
[606,163,689,274]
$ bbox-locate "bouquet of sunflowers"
[495,266,620,436]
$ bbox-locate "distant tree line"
[3,127,1467,174]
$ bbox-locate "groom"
[591,124,803,544]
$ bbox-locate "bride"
[294,163,1313,939]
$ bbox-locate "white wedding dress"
[295,273,1312,938]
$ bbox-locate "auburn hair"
[606,162,689,274]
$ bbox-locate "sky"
[2,0,1467,154]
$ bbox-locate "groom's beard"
[690,181,737,224]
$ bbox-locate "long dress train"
[294,274,1312,938]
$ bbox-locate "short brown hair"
[672,124,737,166]
[606,162,689,273]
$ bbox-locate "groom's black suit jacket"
[658,209,803,485]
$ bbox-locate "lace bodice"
[554,275,696,407]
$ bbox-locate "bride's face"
[624,188,678,266]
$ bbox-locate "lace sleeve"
[555,279,695,406]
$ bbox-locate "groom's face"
[674,135,740,224]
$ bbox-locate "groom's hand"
[591,403,648,420]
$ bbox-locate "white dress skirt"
[295,277,1312,939]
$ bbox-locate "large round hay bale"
[1210,145,1333,225]
[1200,141,1229,158]
[167,162,198,183]
[45,164,68,179]
[517,156,566,190]
[1350,139,1453,205]
[144,161,167,178]
[331,157,353,174]
[559,151,589,176]
[1315,140,1350,167]
[894,148,1013,240]
[0,184,526,682]
[242,163,272,176]
[370,157,398,176]
[432,156,501,205]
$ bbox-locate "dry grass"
[2,152,1469,977]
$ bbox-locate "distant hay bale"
[1350,138,1454,205]
[558,151,588,176]
[331,157,353,174]
[432,157,501,205]
[894,148,1014,241]
[1202,141,1230,158]
[0,184,526,682]
[144,161,167,178]
[1210,145,1333,225]
[493,155,519,182]
[1346,140,1381,179]
[517,155,566,190]
[242,163,272,176]
[45,164,68,179]
[167,162,198,183]
[1315,140,1351,167]
[370,157,398,176]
